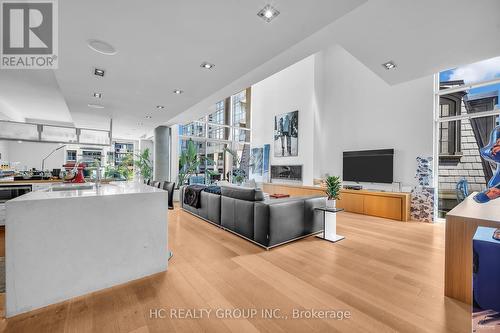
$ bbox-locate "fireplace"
[271,165,302,182]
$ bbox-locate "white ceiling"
[0,71,71,123]
[1,0,500,139]
[53,0,365,139]
[173,0,500,125]
[335,0,500,85]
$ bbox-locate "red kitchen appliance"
[62,162,87,183]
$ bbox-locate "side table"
[314,207,345,243]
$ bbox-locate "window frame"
[438,93,464,164]
[178,88,252,185]
[433,75,500,220]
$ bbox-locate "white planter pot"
[326,199,336,209]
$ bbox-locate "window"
[438,90,464,162]
[179,88,252,186]
[207,124,227,140]
[206,142,228,183]
[231,90,248,127]
[233,128,250,143]
[208,100,225,124]
[66,150,76,162]
[178,139,207,185]
[114,142,134,166]
[179,122,205,137]
[435,55,500,217]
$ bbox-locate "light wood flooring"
[0,208,469,332]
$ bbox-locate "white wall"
[251,45,434,188]
[5,141,65,171]
[315,45,434,189]
[251,55,318,185]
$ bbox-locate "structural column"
[154,126,171,181]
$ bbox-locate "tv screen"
[343,149,394,184]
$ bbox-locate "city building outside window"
[178,88,251,186]
[436,56,500,218]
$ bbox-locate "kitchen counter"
[445,193,500,304]
[446,192,500,222]
[10,181,164,201]
[5,181,169,317]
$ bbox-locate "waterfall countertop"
[5,180,169,317]
[447,192,500,223]
[444,193,500,305]
[9,181,164,201]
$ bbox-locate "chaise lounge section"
[180,185,326,249]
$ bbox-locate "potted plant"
[119,153,134,180]
[177,139,215,187]
[325,176,341,208]
[178,139,202,188]
[134,148,153,182]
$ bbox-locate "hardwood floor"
[0,208,469,332]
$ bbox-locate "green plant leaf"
[325,175,341,200]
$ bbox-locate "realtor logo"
[1,0,58,69]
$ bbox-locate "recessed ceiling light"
[257,5,280,22]
[145,115,152,119]
[156,105,165,109]
[200,62,215,69]
[88,103,105,109]
[17,140,23,144]
[94,68,105,77]
[138,122,144,126]
[173,89,183,94]
[93,92,102,98]
[382,61,397,70]
[87,39,117,56]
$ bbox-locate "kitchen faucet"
[92,159,102,188]
[41,144,66,171]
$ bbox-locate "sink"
[49,184,95,191]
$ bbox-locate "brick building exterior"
[438,81,499,215]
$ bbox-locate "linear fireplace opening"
[270,165,302,182]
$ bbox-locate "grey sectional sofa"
[180,185,326,249]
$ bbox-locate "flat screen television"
[343,149,394,184]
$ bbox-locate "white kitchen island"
[5,181,169,317]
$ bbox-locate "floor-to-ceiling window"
[178,88,251,186]
[435,56,500,217]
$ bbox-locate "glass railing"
[0,120,111,146]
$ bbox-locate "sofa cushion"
[180,186,221,225]
[268,200,305,246]
[204,185,222,195]
[303,197,328,234]
[221,186,264,201]
[254,196,326,247]
[221,196,254,239]
[203,191,222,225]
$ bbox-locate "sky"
[440,55,500,105]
